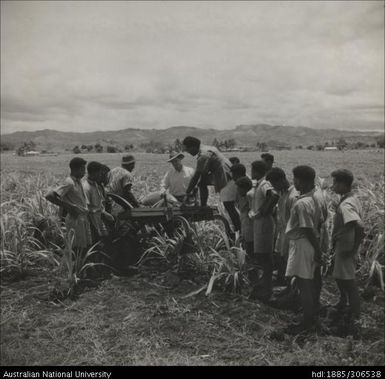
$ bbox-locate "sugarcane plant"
[0,211,59,279]
[51,230,111,298]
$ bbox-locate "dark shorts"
[253,215,275,254]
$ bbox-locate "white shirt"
[161,166,195,197]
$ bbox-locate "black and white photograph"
[0,0,384,370]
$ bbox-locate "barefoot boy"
[285,165,325,333]
[331,169,364,336]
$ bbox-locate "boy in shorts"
[330,169,364,336]
[46,157,92,251]
[285,165,325,334]
[266,168,298,285]
[248,160,279,302]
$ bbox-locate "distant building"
[324,146,338,151]
[24,151,41,156]
[222,147,242,152]
[238,146,252,152]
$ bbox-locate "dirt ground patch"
[1,268,384,366]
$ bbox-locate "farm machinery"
[104,193,232,274]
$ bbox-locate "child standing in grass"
[266,168,298,285]
[330,169,364,337]
[82,161,115,277]
[235,176,256,285]
[230,163,248,201]
[45,157,92,250]
[230,163,248,235]
[235,176,254,256]
[248,160,279,302]
[82,161,114,244]
[284,165,325,334]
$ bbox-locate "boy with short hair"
[45,157,92,250]
[331,169,364,336]
[248,160,279,302]
[216,163,247,235]
[82,162,115,278]
[100,164,111,187]
[183,136,240,237]
[235,176,256,284]
[266,168,298,285]
[230,163,247,198]
[285,165,325,334]
[235,176,254,256]
[82,161,114,243]
[229,156,240,165]
[183,136,231,206]
[230,163,246,180]
[261,153,274,172]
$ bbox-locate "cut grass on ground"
[1,268,383,366]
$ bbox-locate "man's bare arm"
[160,172,169,193]
[341,221,365,257]
[353,221,365,252]
[45,191,62,207]
[186,171,202,195]
[45,191,80,217]
[302,227,322,263]
[259,191,279,216]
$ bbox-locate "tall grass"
[0,212,58,277]
[322,177,384,289]
[356,178,385,290]
[138,217,247,294]
[51,230,109,298]
[137,227,187,266]
[0,173,62,278]
[1,170,384,293]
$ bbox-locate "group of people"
[45,135,365,336]
[183,137,363,336]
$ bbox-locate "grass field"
[1,150,384,366]
[2,149,384,181]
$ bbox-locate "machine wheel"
[109,234,143,273]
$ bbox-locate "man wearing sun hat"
[106,154,140,210]
[160,151,195,202]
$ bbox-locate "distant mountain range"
[1,124,383,151]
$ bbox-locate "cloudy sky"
[1,1,384,134]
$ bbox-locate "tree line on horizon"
[1,134,384,155]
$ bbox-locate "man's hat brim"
[167,153,184,162]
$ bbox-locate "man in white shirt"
[160,152,195,202]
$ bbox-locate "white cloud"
[1,1,383,134]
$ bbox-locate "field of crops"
[0,150,384,366]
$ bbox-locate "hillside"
[1,124,382,151]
